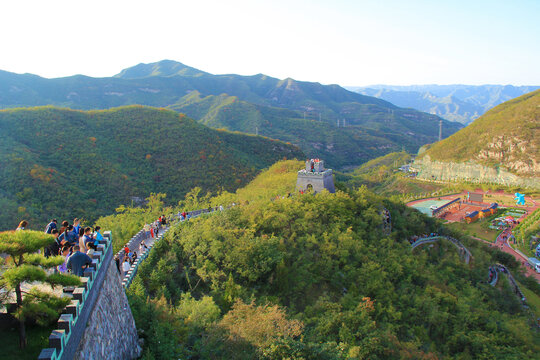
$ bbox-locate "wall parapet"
[38,231,113,360]
[120,209,216,289]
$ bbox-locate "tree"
[0,230,81,348]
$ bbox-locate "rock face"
[75,261,141,360]
[475,135,539,176]
[413,155,539,189]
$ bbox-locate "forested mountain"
[0,106,302,230]
[0,60,462,169]
[416,89,539,178]
[126,160,540,359]
[349,84,540,124]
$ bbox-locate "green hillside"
[418,89,540,177]
[168,91,461,168]
[126,161,540,359]
[0,60,462,169]
[0,106,303,231]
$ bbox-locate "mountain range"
[0,60,462,169]
[348,84,539,124]
[0,106,302,230]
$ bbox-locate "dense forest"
[0,60,463,169]
[0,106,303,231]
[122,161,540,359]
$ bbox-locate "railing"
[38,232,113,360]
[120,208,219,289]
[411,235,472,264]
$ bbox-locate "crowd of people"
[116,215,169,276]
[15,218,106,277]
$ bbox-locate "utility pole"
[438,120,442,141]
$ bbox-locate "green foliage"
[170,91,462,170]
[0,106,303,231]
[0,230,81,348]
[97,193,173,252]
[0,61,462,172]
[514,208,540,246]
[115,160,538,358]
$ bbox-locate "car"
[430,205,439,210]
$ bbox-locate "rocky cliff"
[413,155,539,189]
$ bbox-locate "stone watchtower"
[296,159,335,193]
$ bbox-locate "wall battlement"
[38,232,140,360]
[297,159,335,193]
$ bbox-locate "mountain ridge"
[0,60,462,169]
[348,84,540,124]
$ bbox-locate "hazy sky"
[1,0,538,86]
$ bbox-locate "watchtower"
[296,159,335,193]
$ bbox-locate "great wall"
[37,208,218,359]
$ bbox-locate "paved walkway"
[472,234,540,282]
[117,224,167,264]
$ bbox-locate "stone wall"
[296,170,335,193]
[413,155,539,189]
[75,261,141,360]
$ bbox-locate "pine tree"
[0,230,81,348]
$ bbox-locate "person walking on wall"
[122,257,131,276]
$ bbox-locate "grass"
[0,323,54,360]
[447,220,499,242]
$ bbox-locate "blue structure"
[514,193,526,205]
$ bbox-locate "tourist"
[44,219,57,234]
[57,246,71,273]
[59,220,69,235]
[139,240,148,253]
[144,223,151,238]
[124,246,130,255]
[66,245,92,276]
[132,251,137,263]
[150,226,154,238]
[59,225,77,246]
[16,220,28,231]
[87,246,95,257]
[154,222,159,238]
[94,226,104,244]
[122,257,131,276]
[45,229,61,258]
[78,227,87,253]
[73,218,81,238]
[82,227,97,251]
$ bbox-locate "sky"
[1,0,539,86]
